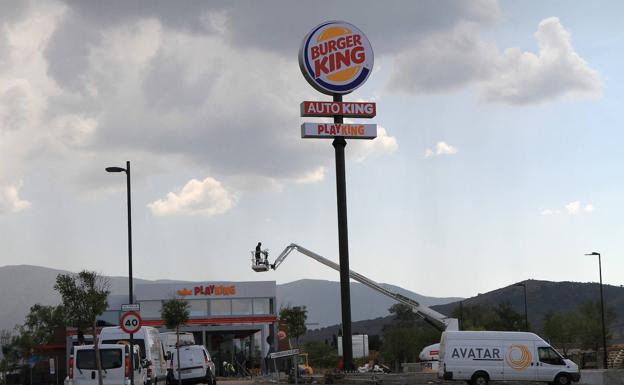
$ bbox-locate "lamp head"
[585,252,600,256]
[105,166,126,173]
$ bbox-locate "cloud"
[292,167,325,184]
[0,1,501,203]
[424,141,459,157]
[542,201,594,216]
[0,182,31,214]
[565,201,581,215]
[148,177,236,217]
[349,127,398,162]
[482,17,602,103]
[388,17,602,104]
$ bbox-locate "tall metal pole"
[126,161,135,385]
[332,94,353,371]
[458,301,463,331]
[522,284,528,331]
[598,253,608,369]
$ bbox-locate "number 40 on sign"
[120,311,142,334]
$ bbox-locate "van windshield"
[101,340,146,359]
[77,349,123,370]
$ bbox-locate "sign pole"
[332,93,353,371]
[299,20,375,372]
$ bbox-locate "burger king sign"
[299,21,374,95]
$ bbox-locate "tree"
[1,330,12,385]
[279,306,307,348]
[381,304,440,371]
[303,341,337,368]
[490,302,525,331]
[542,311,578,356]
[451,302,524,331]
[19,304,65,346]
[575,301,616,353]
[451,304,496,331]
[54,271,110,385]
[161,298,190,385]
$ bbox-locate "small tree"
[279,306,307,348]
[20,304,65,346]
[54,271,110,385]
[161,298,190,385]
[381,304,440,370]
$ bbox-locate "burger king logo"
[299,21,374,95]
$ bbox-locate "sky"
[1,0,623,298]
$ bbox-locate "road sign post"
[120,310,142,385]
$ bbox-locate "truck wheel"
[554,373,571,385]
[471,372,489,385]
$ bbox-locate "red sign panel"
[300,101,376,118]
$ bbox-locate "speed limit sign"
[120,311,142,334]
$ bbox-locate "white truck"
[438,331,580,385]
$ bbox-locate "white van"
[70,344,142,385]
[160,332,196,356]
[169,345,216,385]
[99,327,167,385]
[438,331,580,385]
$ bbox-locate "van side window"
[538,347,564,365]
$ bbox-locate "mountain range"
[0,264,460,332]
[305,279,624,344]
[4,265,621,343]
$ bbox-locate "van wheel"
[554,373,571,385]
[471,372,489,385]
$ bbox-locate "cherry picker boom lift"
[251,243,459,332]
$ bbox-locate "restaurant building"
[100,281,278,375]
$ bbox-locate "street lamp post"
[515,283,528,331]
[106,161,134,385]
[585,252,608,369]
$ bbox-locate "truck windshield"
[77,349,123,370]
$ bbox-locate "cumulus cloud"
[0,1,496,210]
[292,167,325,184]
[349,127,398,162]
[542,201,594,216]
[148,177,236,217]
[565,201,581,215]
[389,17,602,104]
[424,142,459,157]
[0,182,31,214]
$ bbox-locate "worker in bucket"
[255,242,262,264]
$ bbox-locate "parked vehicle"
[438,331,580,385]
[99,326,167,385]
[70,344,142,385]
[168,345,216,385]
[160,332,195,356]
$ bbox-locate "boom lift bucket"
[250,250,270,272]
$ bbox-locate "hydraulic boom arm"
[268,243,458,332]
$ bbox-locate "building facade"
[100,281,278,375]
